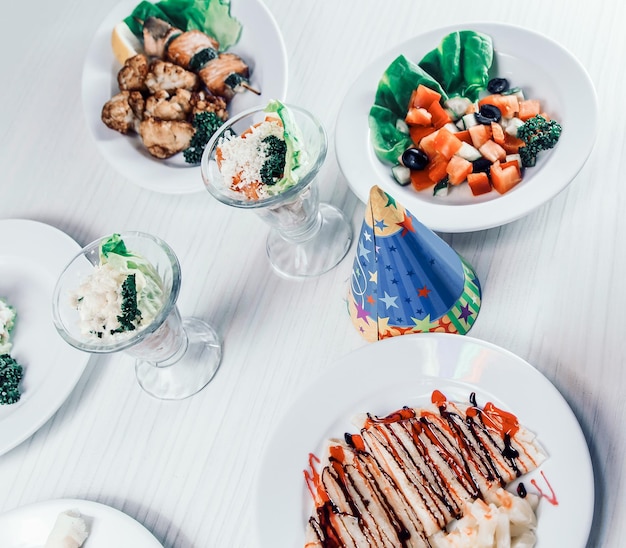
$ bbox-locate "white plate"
[254,333,594,547]
[0,220,89,456]
[0,498,162,547]
[336,22,597,232]
[82,0,288,194]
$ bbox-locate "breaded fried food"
[190,90,228,120]
[117,54,149,92]
[145,89,193,121]
[138,117,195,158]
[101,91,143,134]
[145,60,199,94]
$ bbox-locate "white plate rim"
[81,0,289,195]
[0,219,89,456]
[335,21,598,233]
[0,498,162,547]
[254,332,594,547]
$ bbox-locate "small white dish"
[336,22,597,232]
[82,0,288,194]
[0,498,162,547]
[0,220,89,456]
[254,332,594,547]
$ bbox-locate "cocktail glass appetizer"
[51,232,222,400]
[200,101,352,278]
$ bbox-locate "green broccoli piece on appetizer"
[112,274,141,334]
[517,114,562,168]
[259,135,287,186]
[0,354,23,405]
[183,111,225,165]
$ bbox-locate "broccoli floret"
[517,114,562,168]
[183,111,225,165]
[259,135,287,186]
[113,274,141,334]
[0,354,23,405]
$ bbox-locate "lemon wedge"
[111,21,142,64]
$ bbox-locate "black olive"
[474,104,502,125]
[472,157,492,174]
[487,77,509,94]
[401,147,429,170]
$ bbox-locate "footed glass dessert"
[200,101,352,279]
[51,232,222,400]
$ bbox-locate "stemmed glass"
[51,232,222,400]
[200,104,352,279]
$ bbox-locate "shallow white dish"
[0,220,89,456]
[0,498,162,547]
[336,22,597,233]
[82,0,288,194]
[255,333,594,547]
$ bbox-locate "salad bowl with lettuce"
[336,22,597,232]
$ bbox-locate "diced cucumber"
[502,87,525,101]
[433,177,449,197]
[395,118,409,134]
[461,113,478,129]
[444,96,473,119]
[456,141,481,161]
[504,117,524,137]
[391,164,411,186]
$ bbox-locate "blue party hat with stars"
[347,185,481,341]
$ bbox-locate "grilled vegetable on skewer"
[142,16,181,59]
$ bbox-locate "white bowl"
[336,22,597,232]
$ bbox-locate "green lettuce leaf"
[124,0,242,51]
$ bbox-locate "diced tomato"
[419,129,440,157]
[479,94,520,118]
[427,154,449,183]
[454,129,473,145]
[479,139,506,163]
[518,99,541,121]
[410,168,435,191]
[409,125,436,146]
[502,133,525,154]
[405,107,432,126]
[427,100,452,129]
[467,172,492,196]
[491,122,505,145]
[490,160,522,194]
[434,128,463,159]
[446,155,473,185]
[411,84,442,109]
[468,124,493,148]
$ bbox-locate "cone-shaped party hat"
[347,186,481,342]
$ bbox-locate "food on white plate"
[214,100,308,199]
[0,297,16,354]
[101,0,258,164]
[70,234,165,342]
[304,390,546,547]
[369,30,562,197]
[44,509,89,548]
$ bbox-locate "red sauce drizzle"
[431,389,447,408]
[467,401,520,438]
[530,470,559,506]
[364,407,416,427]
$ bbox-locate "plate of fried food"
[254,333,594,547]
[335,22,597,232]
[82,0,288,194]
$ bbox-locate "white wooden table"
[0,0,623,546]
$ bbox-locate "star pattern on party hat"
[347,186,482,342]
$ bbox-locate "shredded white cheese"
[71,263,154,342]
[0,299,16,354]
[217,116,284,198]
